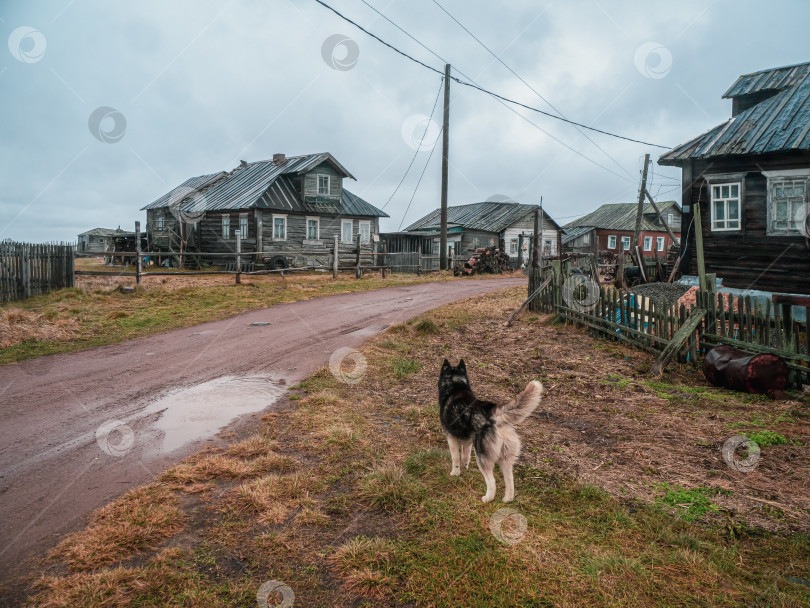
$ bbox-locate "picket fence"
[0,241,75,303]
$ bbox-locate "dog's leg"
[501,459,515,503]
[476,455,497,503]
[446,434,462,476]
[460,441,473,470]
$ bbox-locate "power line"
[381,78,444,210]
[353,0,637,183]
[398,126,443,230]
[430,0,634,180]
[313,0,671,149]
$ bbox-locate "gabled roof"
[560,225,594,245]
[78,227,129,237]
[403,202,560,233]
[563,201,680,232]
[139,154,386,218]
[660,61,810,165]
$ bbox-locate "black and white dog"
[439,359,542,503]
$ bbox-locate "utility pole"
[632,154,651,251]
[539,196,544,266]
[440,64,451,271]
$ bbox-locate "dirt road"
[0,278,523,596]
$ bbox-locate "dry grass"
[48,484,185,571]
[231,472,318,524]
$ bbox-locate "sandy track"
[0,278,524,596]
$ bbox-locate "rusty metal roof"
[723,61,810,98]
[660,63,810,165]
[404,202,560,233]
[563,201,680,232]
[139,154,386,217]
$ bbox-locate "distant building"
[562,201,681,256]
[386,201,561,267]
[77,227,131,254]
[141,153,388,268]
[659,61,810,294]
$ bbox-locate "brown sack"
[702,344,789,394]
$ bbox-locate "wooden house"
[659,61,810,294]
[392,201,561,265]
[77,227,131,254]
[562,201,681,255]
[141,153,388,268]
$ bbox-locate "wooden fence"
[1,241,75,303]
[528,265,809,387]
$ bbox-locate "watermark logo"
[721,435,761,473]
[489,508,527,546]
[8,26,46,63]
[95,420,136,457]
[88,106,127,144]
[329,347,367,385]
[634,42,672,79]
[257,580,295,608]
[167,186,207,225]
[321,34,359,71]
[561,274,600,312]
[400,114,440,152]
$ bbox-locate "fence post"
[135,221,142,285]
[355,234,362,279]
[382,241,388,278]
[416,244,421,277]
[21,243,30,299]
[333,236,339,279]
[235,230,242,285]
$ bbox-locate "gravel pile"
[629,281,691,304]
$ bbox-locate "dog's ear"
[441,359,451,372]
[457,359,467,374]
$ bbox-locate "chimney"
[273,153,286,165]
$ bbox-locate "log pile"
[453,246,511,276]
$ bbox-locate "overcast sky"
[1,0,808,242]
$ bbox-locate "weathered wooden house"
[141,153,388,268]
[562,201,681,255]
[77,227,131,254]
[391,201,561,264]
[659,61,810,294]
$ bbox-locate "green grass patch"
[745,430,790,447]
[655,483,732,522]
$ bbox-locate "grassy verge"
[0,264,511,365]
[29,287,810,607]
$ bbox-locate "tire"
[269,255,288,270]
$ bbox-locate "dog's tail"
[494,380,543,426]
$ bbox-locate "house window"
[657,236,665,252]
[621,236,631,251]
[306,217,319,240]
[473,237,480,249]
[272,214,286,240]
[766,175,808,235]
[710,183,741,231]
[510,239,518,254]
[222,216,230,239]
[341,220,353,243]
[667,213,674,227]
[544,239,552,254]
[317,175,330,196]
[157,216,164,230]
[643,236,652,251]
[359,221,371,244]
[239,216,248,239]
[607,235,616,249]
[583,232,590,245]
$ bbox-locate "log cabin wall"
[680,153,810,294]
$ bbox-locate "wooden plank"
[694,202,707,292]
[652,308,707,375]
[772,294,810,307]
[506,275,552,327]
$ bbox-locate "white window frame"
[317,174,330,196]
[222,216,230,240]
[710,182,742,231]
[359,221,371,244]
[306,216,320,240]
[657,236,665,252]
[621,236,631,251]
[762,170,810,236]
[667,213,674,227]
[239,215,248,239]
[607,235,617,249]
[272,214,287,240]
[643,236,652,251]
[341,219,353,243]
[157,216,164,230]
[509,238,518,254]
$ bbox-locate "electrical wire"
[398,126,443,230]
[313,0,671,149]
[430,0,634,180]
[381,78,444,210]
